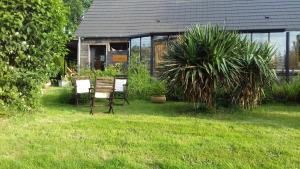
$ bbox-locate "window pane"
[252,33,268,43]
[130,38,140,61]
[154,36,168,69]
[270,32,286,70]
[141,37,151,66]
[110,42,128,51]
[289,32,300,70]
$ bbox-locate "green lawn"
[0,87,299,169]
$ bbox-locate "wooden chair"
[89,77,115,115]
[114,75,129,105]
[74,76,92,105]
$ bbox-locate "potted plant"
[54,54,70,87]
[58,75,70,87]
[150,79,167,103]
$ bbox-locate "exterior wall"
[79,30,300,81]
[79,38,129,68]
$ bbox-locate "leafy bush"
[271,76,300,103]
[149,79,166,96]
[95,64,125,77]
[77,64,124,81]
[64,0,93,34]
[127,55,152,99]
[0,0,69,111]
[0,69,44,111]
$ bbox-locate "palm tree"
[160,25,241,108]
[233,38,276,109]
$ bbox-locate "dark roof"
[76,0,300,38]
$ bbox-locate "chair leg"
[108,97,114,114]
[122,94,125,106]
[125,93,129,105]
[76,94,79,106]
[90,97,94,115]
[125,98,129,105]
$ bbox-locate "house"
[76,0,300,77]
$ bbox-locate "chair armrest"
[89,87,95,94]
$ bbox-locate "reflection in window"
[252,33,269,43]
[154,36,168,69]
[270,32,286,70]
[130,38,140,62]
[141,37,151,65]
[289,32,300,70]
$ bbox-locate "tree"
[0,0,69,110]
[64,0,93,34]
[160,25,241,108]
[161,25,276,110]
[233,39,276,109]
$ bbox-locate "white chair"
[75,77,91,105]
[114,76,129,105]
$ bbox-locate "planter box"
[151,95,166,104]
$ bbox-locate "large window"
[154,36,168,69]
[252,33,269,43]
[128,31,300,77]
[130,38,140,62]
[141,37,151,65]
[289,32,300,70]
[270,32,286,70]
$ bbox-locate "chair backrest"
[114,76,128,92]
[94,77,115,98]
[75,76,91,94]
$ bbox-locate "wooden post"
[128,38,131,64]
[150,35,154,75]
[285,32,290,82]
[139,37,142,62]
[77,37,81,73]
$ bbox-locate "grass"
[0,87,299,169]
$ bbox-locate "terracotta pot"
[151,95,166,103]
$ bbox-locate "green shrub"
[271,76,300,103]
[0,0,69,111]
[149,79,166,96]
[79,64,124,78]
[95,64,125,77]
[127,55,152,99]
